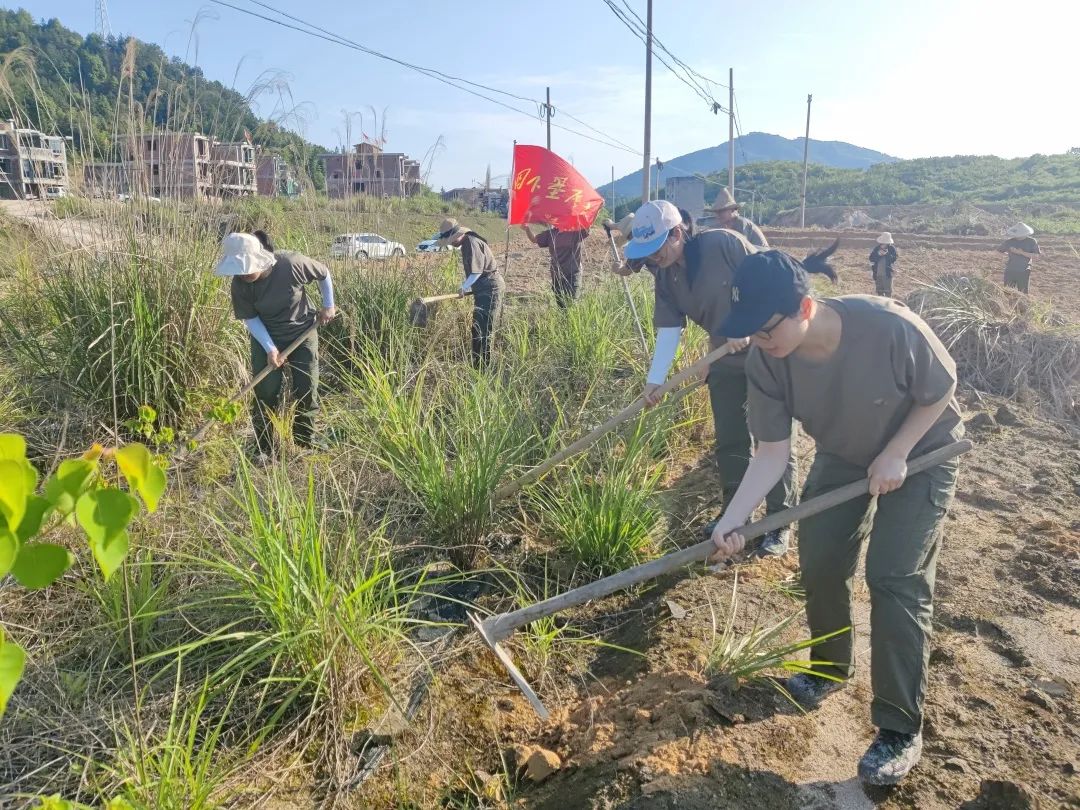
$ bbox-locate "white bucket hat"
[877,232,894,245]
[1005,222,1034,239]
[214,232,275,277]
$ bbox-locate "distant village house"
[0,120,68,200]
[320,142,421,199]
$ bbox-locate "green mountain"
[0,8,326,188]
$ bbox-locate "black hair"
[253,229,274,252]
[678,207,696,237]
[801,238,840,282]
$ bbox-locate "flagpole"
[503,140,515,277]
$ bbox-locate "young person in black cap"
[707,242,965,786]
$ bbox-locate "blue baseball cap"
[720,250,812,338]
[624,200,682,260]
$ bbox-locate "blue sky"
[6,0,1079,189]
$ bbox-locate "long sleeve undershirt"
[243,316,276,353]
[646,327,682,385]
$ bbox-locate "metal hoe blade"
[469,612,549,720]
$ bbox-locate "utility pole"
[800,93,812,228]
[544,87,553,151]
[728,67,735,195]
[655,157,662,201]
[641,0,653,204]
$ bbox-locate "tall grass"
[340,344,536,568]
[531,419,664,578]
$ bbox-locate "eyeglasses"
[754,315,787,339]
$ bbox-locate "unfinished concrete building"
[0,120,68,200]
[256,154,300,198]
[210,140,257,197]
[320,142,422,199]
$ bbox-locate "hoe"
[472,439,972,719]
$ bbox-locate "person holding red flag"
[521,222,590,307]
[508,145,604,306]
[623,200,799,556]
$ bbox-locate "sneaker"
[752,528,790,558]
[858,729,923,786]
[783,672,846,709]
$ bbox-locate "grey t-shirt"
[535,228,588,275]
[746,296,964,468]
[999,236,1040,275]
[231,250,328,345]
[460,233,499,280]
[728,215,769,248]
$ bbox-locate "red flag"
[508,144,604,231]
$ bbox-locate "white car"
[330,232,407,260]
[416,238,455,253]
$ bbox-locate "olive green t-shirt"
[460,232,499,280]
[746,296,964,468]
[653,228,757,368]
[999,236,1040,275]
[231,250,328,345]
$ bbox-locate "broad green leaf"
[0,459,31,531]
[0,635,26,719]
[114,443,166,513]
[90,530,129,583]
[103,797,136,810]
[0,434,26,461]
[75,489,136,582]
[16,495,51,543]
[11,543,74,589]
[43,459,97,519]
[0,527,18,578]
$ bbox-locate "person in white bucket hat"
[215,230,336,460]
[996,223,1040,293]
[623,199,799,558]
[868,232,898,298]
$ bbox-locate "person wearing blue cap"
[622,199,797,556]
[707,243,965,786]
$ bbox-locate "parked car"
[330,233,407,260]
[416,238,456,253]
[44,186,67,200]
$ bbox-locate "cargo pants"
[797,451,959,734]
[250,330,319,454]
[1004,268,1030,294]
[707,363,796,515]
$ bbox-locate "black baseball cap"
[720,250,812,338]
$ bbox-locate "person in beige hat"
[713,187,768,247]
[215,230,336,460]
[434,217,505,367]
[995,223,1040,293]
[869,232,898,297]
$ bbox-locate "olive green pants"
[1004,268,1030,294]
[707,363,796,515]
[798,451,959,734]
[250,331,319,454]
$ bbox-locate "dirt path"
[0,199,113,250]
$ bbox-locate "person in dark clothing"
[216,230,336,460]
[522,222,589,307]
[436,218,505,367]
[996,223,1040,293]
[869,232,898,297]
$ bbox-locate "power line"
[211,0,642,156]
[616,0,728,93]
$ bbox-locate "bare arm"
[867,385,955,495]
[708,439,791,560]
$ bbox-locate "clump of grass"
[0,247,241,425]
[705,574,847,693]
[907,274,1080,419]
[341,344,535,569]
[530,419,664,579]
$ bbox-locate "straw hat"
[214,232,276,277]
[435,217,469,246]
[876,232,894,245]
[713,187,738,212]
[1005,222,1034,239]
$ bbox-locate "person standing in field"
[869,232,898,297]
[707,246,964,786]
[435,218,505,367]
[996,223,1040,293]
[521,221,590,307]
[215,230,336,462]
[712,187,769,247]
[622,200,798,556]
